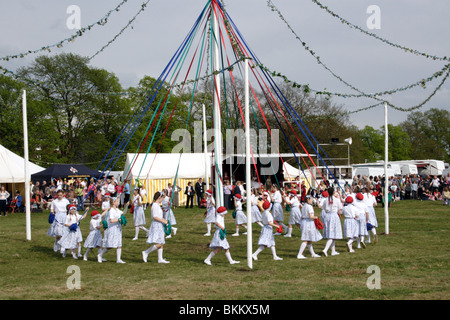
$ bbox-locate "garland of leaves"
[310,0,450,62]
[0,0,130,62]
[266,0,450,113]
[89,1,151,61]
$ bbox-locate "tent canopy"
[282,161,311,180]
[31,164,104,183]
[0,144,45,183]
[124,153,211,181]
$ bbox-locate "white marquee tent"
[0,144,45,183]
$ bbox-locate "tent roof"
[0,144,46,183]
[31,164,103,182]
[124,153,211,180]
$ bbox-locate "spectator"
[411,179,418,200]
[185,182,194,209]
[0,186,10,216]
[223,179,233,210]
[195,178,205,207]
[443,187,450,206]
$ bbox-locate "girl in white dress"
[284,189,302,238]
[363,186,378,244]
[142,192,170,264]
[47,190,71,253]
[232,194,247,236]
[297,195,322,259]
[252,200,283,261]
[203,189,216,236]
[250,189,263,227]
[271,185,287,235]
[161,189,177,238]
[83,210,103,261]
[321,188,343,257]
[58,205,88,259]
[204,206,240,266]
[353,193,369,249]
[131,188,148,241]
[98,198,126,263]
[317,190,329,222]
[342,196,360,253]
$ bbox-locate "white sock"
[286,227,292,236]
[84,248,91,256]
[330,240,336,254]
[235,227,239,234]
[347,239,354,250]
[206,223,211,234]
[270,246,278,258]
[144,245,157,255]
[356,236,361,248]
[205,251,215,262]
[308,243,316,255]
[298,242,307,256]
[157,248,164,261]
[116,248,122,261]
[225,251,233,263]
[77,244,81,256]
[323,239,333,253]
[372,228,377,235]
[254,246,264,256]
[135,227,140,238]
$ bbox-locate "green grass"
[0,200,449,300]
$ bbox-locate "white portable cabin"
[400,164,418,176]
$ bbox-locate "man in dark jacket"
[195,178,205,207]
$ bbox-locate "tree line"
[0,53,448,171]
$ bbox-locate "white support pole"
[384,102,389,235]
[23,89,31,241]
[212,2,223,206]
[244,57,252,269]
[202,104,209,190]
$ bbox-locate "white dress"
[84,217,103,248]
[342,204,359,239]
[161,196,177,225]
[271,191,284,221]
[58,213,83,250]
[257,210,276,247]
[287,196,302,226]
[353,200,369,236]
[321,197,343,239]
[250,195,262,223]
[146,203,165,245]
[47,198,70,238]
[209,214,230,250]
[300,204,323,242]
[103,207,123,248]
[234,199,247,225]
[364,193,378,227]
[203,196,216,223]
[132,194,146,226]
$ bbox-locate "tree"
[401,108,450,163]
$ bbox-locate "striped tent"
[123,153,211,206]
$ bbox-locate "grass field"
[0,200,449,300]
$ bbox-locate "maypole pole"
[212,0,223,206]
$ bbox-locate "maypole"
[212,0,223,206]
[244,57,252,269]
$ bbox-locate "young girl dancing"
[204,206,240,266]
[297,195,322,259]
[203,189,216,236]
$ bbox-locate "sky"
[1,0,449,130]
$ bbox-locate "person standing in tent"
[185,182,195,209]
[139,183,148,210]
[47,190,71,253]
[131,187,148,241]
[142,191,170,264]
[203,189,216,236]
[204,206,240,266]
[161,189,177,238]
[0,186,10,216]
[195,178,205,208]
